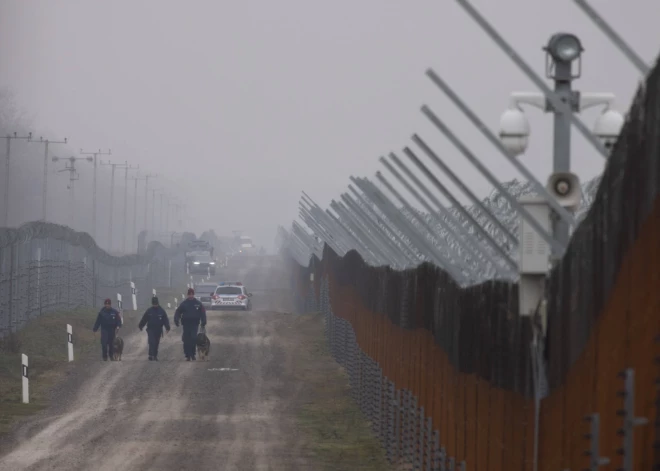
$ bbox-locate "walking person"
[138,296,171,361]
[174,288,207,361]
[92,298,122,361]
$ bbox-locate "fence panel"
[285,54,660,470]
[0,222,186,339]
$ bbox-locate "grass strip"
[292,314,393,471]
[0,308,98,436]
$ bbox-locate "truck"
[184,239,214,267]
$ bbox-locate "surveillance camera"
[499,107,530,156]
[593,109,624,153]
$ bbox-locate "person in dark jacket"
[138,296,171,361]
[92,298,122,361]
[174,288,207,361]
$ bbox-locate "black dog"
[196,332,210,361]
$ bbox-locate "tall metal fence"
[283,48,660,471]
[0,221,188,339]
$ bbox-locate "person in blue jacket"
[174,288,207,361]
[138,296,171,361]
[92,298,122,361]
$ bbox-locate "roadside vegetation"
[0,309,98,436]
[291,314,393,471]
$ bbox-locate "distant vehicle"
[189,253,216,275]
[235,235,257,255]
[188,239,213,252]
[210,282,253,311]
[185,239,214,265]
[193,282,218,309]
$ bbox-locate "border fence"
[283,46,660,471]
[0,221,187,340]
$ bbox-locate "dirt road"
[0,256,315,470]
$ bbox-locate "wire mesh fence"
[0,221,188,339]
[283,50,660,471]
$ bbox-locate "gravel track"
[0,256,313,470]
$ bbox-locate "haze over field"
[1,0,657,251]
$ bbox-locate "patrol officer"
[174,288,207,361]
[92,298,122,361]
[138,296,171,361]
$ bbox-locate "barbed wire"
[0,230,187,338]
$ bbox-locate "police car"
[210,282,253,311]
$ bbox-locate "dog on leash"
[112,335,124,361]
[196,332,210,361]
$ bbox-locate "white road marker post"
[117,293,123,326]
[22,354,29,404]
[131,281,137,310]
[67,324,73,362]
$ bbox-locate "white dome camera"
[593,109,624,153]
[499,108,530,156]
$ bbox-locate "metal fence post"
[617,368,649,471]
[67,260,71,309]
[92,259,97,308]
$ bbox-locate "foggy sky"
[1,0,658,252]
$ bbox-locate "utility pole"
[28,136,68,222]
[52,156,93,228]
[165,196,171,233]
[100,160,129,252]
[143,174,157,237]
[122,164,139,253]
[129,174,146,253]
[80,149,111,240]
[1,132,32,227]
[166,197,181,233]
[159,193,165,233]
[170,202,181,230]
[151,188,162,236]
